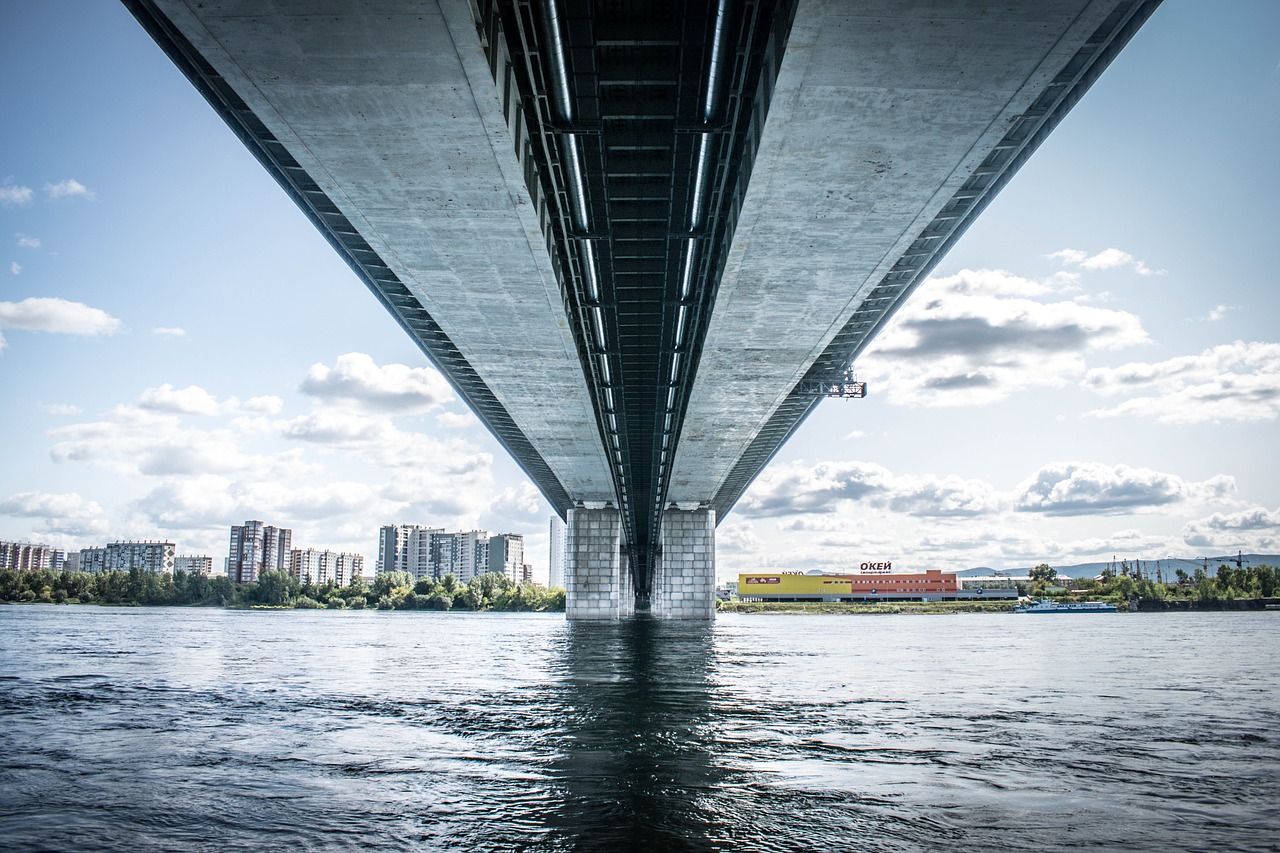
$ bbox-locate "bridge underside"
[126,0,1159,617]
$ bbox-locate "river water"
[0,606,1276,852]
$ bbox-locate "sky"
[2,2,1278,582]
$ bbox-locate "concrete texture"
[652,509,716,620]
[148,0,616,505]
[669,0,1132,507]
[564,508,634,620]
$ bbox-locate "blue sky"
[2,1,1277,581]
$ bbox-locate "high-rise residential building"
[549,516,566,588]
[174,555,215,576]
[430,530,489,584]
[377,524,443,580]
[487,533,525,583]
[78,541,176,575]
[228,521,292,584]
[290,549,364,587]
[1,541,53,571]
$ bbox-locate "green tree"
[1029,564,1057,585]
[372,571,412,599]
[253,569,299,606]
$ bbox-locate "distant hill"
[957,555,1280,580]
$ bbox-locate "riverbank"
[717,600,1019,615]
[1132,597,1280,612]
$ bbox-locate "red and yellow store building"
[737,569,963,601]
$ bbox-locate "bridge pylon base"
[564,506,716,620]
[564,507,634,621]
[651,508,716,620]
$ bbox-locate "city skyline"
[2,2,1278,581]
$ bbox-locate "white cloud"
[436,410,480,429]
[45,178,95,201]
[0,491,110,538]
[1015,461,1230,516]
[243,395,283,415]
[38,403,82,416]
[1049,247,1160,276]
[151,326,186,337]
[0,184,34,206]
[9,262,18,276]
[739,460,892,517]
[1083,341,1280,423]
[739,458,1003,519]
[858,268,1148,407]
[1206,305,1229,322]
[138,384,221,416]
[16,234,41,249]
[0,297,121,336]
[886,475,1004,517]
[50,404,314,480]
[1182,505,1280,550]
[129,476,240,531]
[489,483,547,522]
[715,521,762,554]
[280,408,491,475]
[299,352,454,413]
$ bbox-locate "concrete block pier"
[564,508,634,621]
[652,509,716,620]
[565,506,716,620]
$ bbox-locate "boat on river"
[1013,599,1118,614]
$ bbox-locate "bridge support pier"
[564,507,634,620]
[564,507,716,620]
[652,508,717,620]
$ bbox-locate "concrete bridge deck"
[125,0,1160,617]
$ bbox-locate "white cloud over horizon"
[1049,247,1161,276]
[1083,340,1280,423]
[0,297,121,336]
[0,491,111,538]
[858,268,1149,407]
[299,352,454,413]
[1182,505,1280,551]
[1015,461,1234,516]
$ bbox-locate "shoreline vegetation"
[0,568,565,612]
[1,563,1275,615]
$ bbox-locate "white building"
[79,541,176,575]
[174,555,215,576]
[1,541,53,571]
[377,524,443,580]
[290,548,364,587]
[548,516,566,588]
[228,520,291,584]
[430,530,489,584]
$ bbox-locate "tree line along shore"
[0,568,565,612]
[2,562,1276,615]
